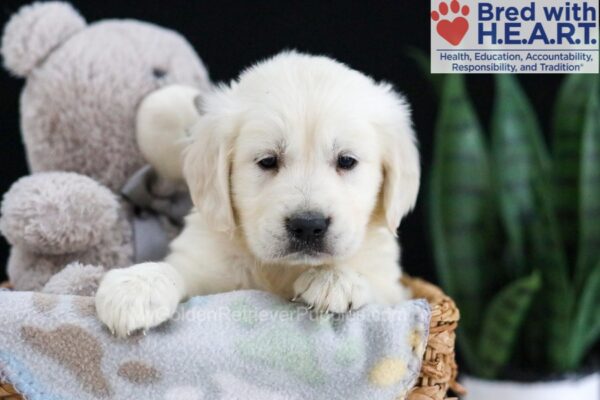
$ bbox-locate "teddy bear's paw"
[292,268,373,314]
[95,262,184,337]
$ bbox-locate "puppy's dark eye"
[257,156,278,170]
[152,67,167,79]
[337,155,358,170]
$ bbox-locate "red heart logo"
[436,17,468,46]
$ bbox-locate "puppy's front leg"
[293,228,410,313]
[292,268,374,313]
[95,215,245,337]
[95,261,185,337]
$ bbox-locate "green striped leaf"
[529,177,573,371]
[552,75,599,261]
[429,75,494,364]
[491,75,552,275]
[477,271,541,379]
[491,75,571,371]
[405,47,444,97]
[568,261,600,370]
[577,83,600,288]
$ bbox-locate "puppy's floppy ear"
[183,88,238,232]
[377,85,421,235]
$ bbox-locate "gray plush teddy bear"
[0,2,209,294]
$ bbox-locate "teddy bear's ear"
[1,2,86,77]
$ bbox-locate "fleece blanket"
[0,289,429,400]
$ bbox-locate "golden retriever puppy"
[95,51,420,337]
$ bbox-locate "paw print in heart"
[431,0,470,46]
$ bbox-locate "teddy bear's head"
[1,2,210,191]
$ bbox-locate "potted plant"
[427,72,599,399]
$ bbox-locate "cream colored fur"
[96,52,421,337]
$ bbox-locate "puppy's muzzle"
[285,211,331,252]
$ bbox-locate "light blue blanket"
[0,289,429,400]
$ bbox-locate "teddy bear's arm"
[1,172,121,255]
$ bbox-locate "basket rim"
[403,276,464,400]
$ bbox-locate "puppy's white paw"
[95,262,184,337]
[293,268,373,313]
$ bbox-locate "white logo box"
[430,0,599,73]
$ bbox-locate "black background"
[0,0,562,283]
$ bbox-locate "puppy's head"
[184,52,419,265]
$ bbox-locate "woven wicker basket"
[402,277,464,400]
[0,277,462,400]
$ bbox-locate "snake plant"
[428,73,600,379]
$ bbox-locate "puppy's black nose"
[286,211,330,244]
